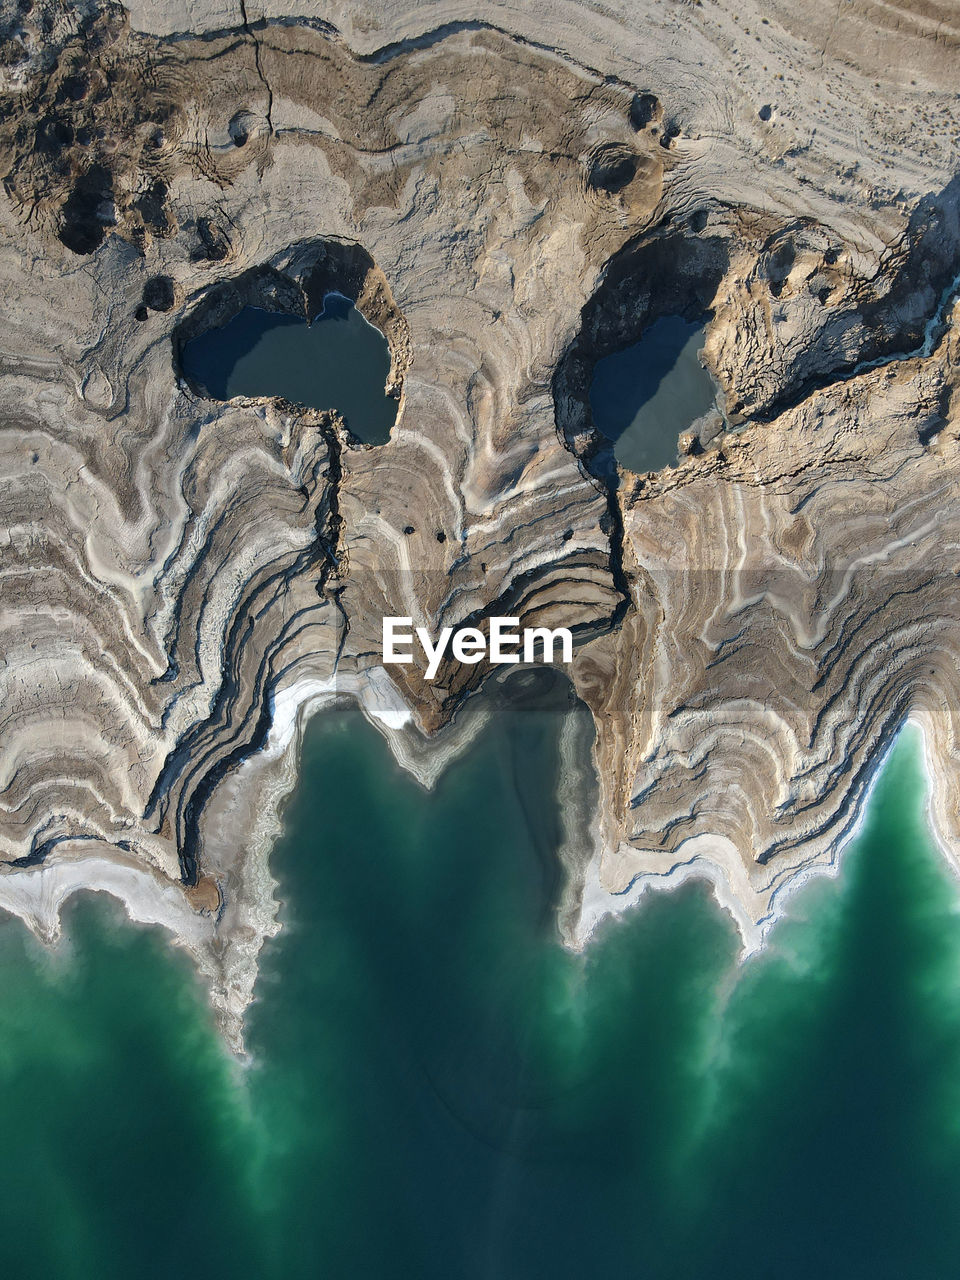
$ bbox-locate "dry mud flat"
[0,0,959,1045]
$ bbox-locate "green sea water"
[2,697,960,1279]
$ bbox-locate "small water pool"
[180,293,397,444]
[589,315,718,472]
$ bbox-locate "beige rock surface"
[0,0,958,1046]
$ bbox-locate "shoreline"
[1,672,956,1055]
[571,712,954,967]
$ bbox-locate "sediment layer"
[1,0,959,1046]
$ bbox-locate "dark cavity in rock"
[630,92,662,130]
[58,163,114,254]
[133,181,170,237]
[689,208,709,233]
[228,111,252,147]
[143,275,176,312]
[194,216,232,263]
[588,144,638,193]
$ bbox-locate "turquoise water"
[2,704,960,1278]
[180,294,397,443]
[589,316,717,472]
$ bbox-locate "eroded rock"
[0,0,959,1050]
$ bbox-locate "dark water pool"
[589,315,718,472]
[180,293,397,444]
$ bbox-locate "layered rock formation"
[0,0,958,1045]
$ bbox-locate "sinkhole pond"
[180,293,397,444]
[589,314,719,472]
